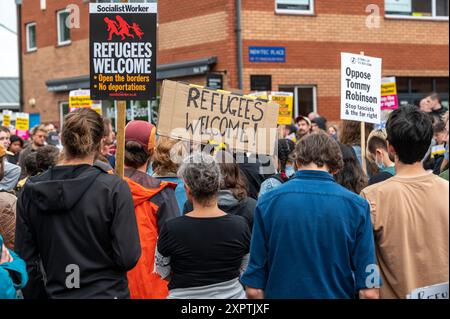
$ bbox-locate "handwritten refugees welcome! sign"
[157,81,280,155]
[89,3,157,100]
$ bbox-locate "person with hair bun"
[259,139,296,198]
[123,120,179,299]
[15,108,141,299]
[155,152,250,299]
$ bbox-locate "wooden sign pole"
[360,51,367,176]
[116,101,126,178]
[115,0,129,179]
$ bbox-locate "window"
[275,0,314,15]
[394,77,449,108]
[57,9,71,46]
[26,23,37,52]
[279,85,317,118]
[385,0,449,20]
[250,75,272,92]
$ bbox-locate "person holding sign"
[361,106,449,299]
[15,109,141,299]
[123,120,179,299]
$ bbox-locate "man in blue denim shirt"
[241,132,380,299]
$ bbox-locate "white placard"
[385,0,412,13]
[341,52,382,124]
[408,282,449,299]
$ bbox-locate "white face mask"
[375,156,386,171]
[285,165,295,177]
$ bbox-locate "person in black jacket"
[14,109,141,299]
[184,151,256,231]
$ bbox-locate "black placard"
[89,3,157,100]
[206,73,224,90]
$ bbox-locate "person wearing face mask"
[258,139,296,198]
[366,129,396,185]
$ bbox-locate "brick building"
[19,0,449,127]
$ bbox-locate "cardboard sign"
[270,92,294,125]
[2,110,12,127]
[381,77,399,111]
[89,3,157,100]
[69,89,92,112]
[15,113,29,140]
[341,52,382,124]
[408,282,448,299]
[157,80,280,155]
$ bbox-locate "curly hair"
[178,152,221,206]
[294,131,344,173]
[153,137,181,176]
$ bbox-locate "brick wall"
[22,0,90,123]
[21,0,449,124]
[241,0,449,120]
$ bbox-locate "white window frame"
[57,9,71,46]
[275,0,315,15]
[26,23,37,52]
[385,0,449,21]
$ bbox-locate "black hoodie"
[14,165,141,299]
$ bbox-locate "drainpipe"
[235,0,243,90]
[16,0,24,112]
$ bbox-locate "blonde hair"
[366,129,388,163]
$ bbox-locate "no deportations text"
[107,83,147,92]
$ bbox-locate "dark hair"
[277,139,295,173]
[433,120,446,134]
[0,126,10,134]
[311,117,327,130]
[386,106,433,164]
[61,109,104,159]
[125,141,149,169]
[294,131,344,173]
[215,151,248,201]
[428,92,441,103]
[103,118,112,138]
[24,152,39,177]
[368,136,388,154]
[339,120,373,146]
[0,156,4,181]
[36,145,60,173]
[334,144,368,194]
[9,135,24,148]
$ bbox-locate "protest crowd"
[0,91,448,300]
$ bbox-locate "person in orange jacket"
[124,121,180,299]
